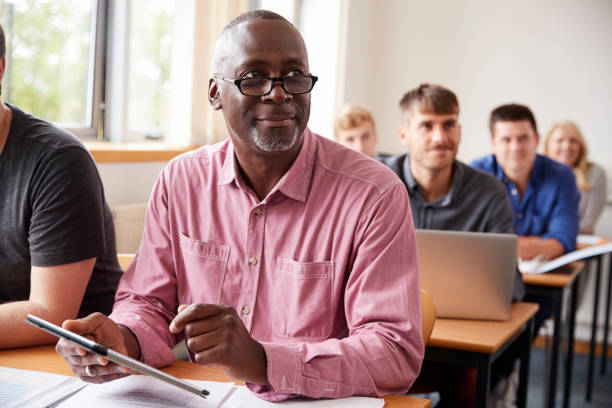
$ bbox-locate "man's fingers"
[74,361,130,379]
[61,312,107,336]
[169,303,226,333]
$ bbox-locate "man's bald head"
[213,10,306,73]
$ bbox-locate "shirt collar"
[218,140,238,186]
[217,128,316,203]
[402,153,419,192]
[403,154,462,206]
[275,127,316,202]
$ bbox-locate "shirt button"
[248,257,257,266]
[253,208,262,216]
[518,213,524,219]
[511,188,518,196]
[241,306,250,315]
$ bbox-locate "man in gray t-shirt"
[378,83,523,408]
[0,24,121,349]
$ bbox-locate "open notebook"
[518,241,612,274]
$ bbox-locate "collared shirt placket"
[237,203,266,331]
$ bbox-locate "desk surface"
[521,261,585,288]
[428,301,539,354]
[0,345,430,408]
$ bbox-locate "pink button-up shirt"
[109,128,423,400]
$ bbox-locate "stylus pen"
[26,314,209,399]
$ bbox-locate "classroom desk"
[0,345,430,408]
[522,261,585,408]
[425,301,539,408]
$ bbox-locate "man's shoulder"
[536,154,575,182]
[9,103,87,154]
[167,139,230,168]
[313,134,403,193]
[375,152,408,173]
[458,161,505,191]
[469,154,496,172]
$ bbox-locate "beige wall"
[340,0,612,172]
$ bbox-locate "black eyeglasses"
[213,74,318,96]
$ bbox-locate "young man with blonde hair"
[333,104,378,157]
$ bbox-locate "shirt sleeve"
[29,147,107,266]
[109,167,179,367]
[542,167,580,253]
[248,183,424,400]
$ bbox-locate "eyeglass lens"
[240,76,313,95]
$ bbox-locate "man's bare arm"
[0,258,95,348]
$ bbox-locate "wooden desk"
[0,345,430,408]
[425,302,539,408]
[522,261,585,408]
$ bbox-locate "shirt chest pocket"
[272,257,335,340]
[178,233,229,304]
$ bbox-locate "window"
[0,0,253,145]
[126,0,174,140]
[0,0,104,138]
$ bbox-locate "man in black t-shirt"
[0,24,122,348]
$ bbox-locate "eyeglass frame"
[213,74,318,96]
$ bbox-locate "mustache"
[428,143,455,150]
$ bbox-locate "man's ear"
[208,78,222,110]
[398,125,410,147]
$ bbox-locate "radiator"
[111,203,147,253]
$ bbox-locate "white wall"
[340,0,612,172]
[97,162,165,207]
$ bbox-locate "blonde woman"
[544,121,607,234]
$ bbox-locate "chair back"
[421,288,437,345]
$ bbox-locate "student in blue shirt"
[471,103,580,336]
[471,103,580,262]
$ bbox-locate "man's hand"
[518,236,565,260]
[169,303,269,386]
[55,313,134,383]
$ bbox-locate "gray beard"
[251,128,297,152]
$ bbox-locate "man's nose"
[431,127,445,142]
[262,81,291,103]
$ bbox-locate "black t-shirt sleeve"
[28,147,107,266]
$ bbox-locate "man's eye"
[243,72,261,79]
[286,70,303,77]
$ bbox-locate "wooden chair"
[421,288,437,346]
[407,289,437,394]
[117,253,135,270]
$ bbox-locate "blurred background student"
[334,104,379,158]
[544,121,607,234]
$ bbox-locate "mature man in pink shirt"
[56,10,423,401]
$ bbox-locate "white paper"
[518,242,612,274]
[221,386,385,408]
[0,367,86,408]
[56,375,235,408]
[577,234,604,245]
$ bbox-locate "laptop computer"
[415,229,517,321]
